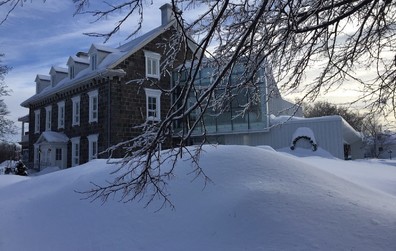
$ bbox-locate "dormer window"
[91,54,97,71]
[69,65,75,79]
[144,50,160,79]
[49,66,68,87]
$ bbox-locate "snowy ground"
[1,145,396,251]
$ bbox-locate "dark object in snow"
[14,161,28,176]
[4,167,12,174]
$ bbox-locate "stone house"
[20,4,191,169]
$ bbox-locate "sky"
[0,0,169,142]
[1,145,396,250]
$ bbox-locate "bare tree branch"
[73,0,396,207]
[0,0,46,25]
[5,0,396,206]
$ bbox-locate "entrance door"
[344,144,351,160]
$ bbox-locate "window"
[57,101,65,129]
[45,106,52,131]
[55,148,62,161]
[188,97,198,121]
[88,90,98,123]
[51,75,55,86]
[71,137,80,167]
[87,134,99,161]
[69,65,75,79]
[144,88,162,121]
[144,50,160,79]
[72,96,80,126]
[91,54,97,71]
[34,110,40,133]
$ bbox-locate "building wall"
[205,117,350,159]
[27,78,108,167]
[106,29,183,157]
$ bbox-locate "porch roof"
[35,131,69,144]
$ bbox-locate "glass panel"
[147,58,152,75]
[56,148,62,161]
[152,59,158,75]
[75,102,80,123]
[200,67,213,86]
[92,96,98,120]
[148,96,157,118]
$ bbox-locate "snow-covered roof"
[88,44,118,54]
[35,131,69,144]
[35,74,51,81]
[67,55,89,65]
[291,127,317,145]
[50,66,68,74]
[17,114,29,122]
[21,19,177,108]
[108,20,176,68]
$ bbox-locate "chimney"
[160,3,174,25]
[76,51,89,59]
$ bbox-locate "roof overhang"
[35,131,69,145]
[18,115,29,123]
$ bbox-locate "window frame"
[88,89,99,123]
[69,65,75,79]
[51,75,55,86]
[91,54,97,71]
[45,105,52,131]
[87,134,99,161]
[144,50,161,79]
[71,95,80,126]
[57,101,65,129]
[144,88,162,121]
[34,109,41,134]
[70,137,80,167]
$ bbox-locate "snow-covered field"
[1,145,396,251]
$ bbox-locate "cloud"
[0,0,73,22]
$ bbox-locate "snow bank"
[296,155,396,197]
[278,146,336,159]
[0,145,395,250]
[0,175,29,189]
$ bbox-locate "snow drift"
[0,145,396,250]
